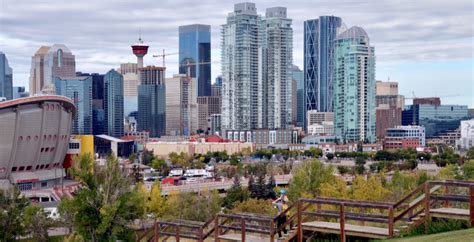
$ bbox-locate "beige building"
[306,110,334,126]
[165,74,198,136]
[375,80,405,108]
[29,44,76,95]
[197,96,221,132]
[146,141,255,159]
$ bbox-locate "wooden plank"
[471,186,474,227]
[340,204,345,242]
[301,221,394,239]
[430,208,470,221]
[218,234,268,242]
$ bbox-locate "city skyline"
[0,0,472,107]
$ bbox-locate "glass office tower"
[304,16,343,129]
[104,69,124,137]
[55,76,93,134]
[179,24,211,97]
[0,52,13,100]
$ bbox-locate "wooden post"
[470,186,474,227]
[198,225,204,242]
[444,185,449,208]
[154,222,158,242]
[340,203,346,242]
[270,219,275,242]
[388,206,394,238]
[424,182,430,234]
[214,216,220,242]
[241,218,246,242]
[176,225,180,242]
[297,201,303,242]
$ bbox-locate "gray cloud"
[0,0,473,98]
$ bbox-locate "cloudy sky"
[1,0,473,107]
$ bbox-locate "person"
[273,189,289,238]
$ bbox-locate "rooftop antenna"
[138,28,142,43]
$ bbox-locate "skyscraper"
[165,74,198,136]
[104,69,124,137]
[333,26,376,143]
[0,52,13,100]
[261,7,293,129]
[222,2,260,131]
[119,63,139,116]
[179,24,211,97]
[221,3,292,130]
[197,96,221,133]
[375,80,404,139]
[304,16,343,129]
[292,65,304,127]
[137,66,166,137]
[55,76,92,134]
[76,72,105,135]
[12,86,29,99]
[30,44,76,95]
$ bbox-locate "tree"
[320,177,349,199]
[231,198,276,216]
[326,153,335,160]
[151,157,169,175]
[304,147,323,158]
[165,190,221,222]
[248,175,257,198]
[62,154,145,241]
[0,187,30,241]
[462,160,474,180]
[355,157,366,174]
[288,159,335,201]
[141,149,155,165]
[131,164,143,183]
[58,197,77,234]
[467,147,474,160]
[350,176,391,202]
[147,181,166,217]
[265,175,277,199]
[23,204,53,241]
[337,166,350,176]
[222,175,250,208]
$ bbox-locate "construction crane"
[152,49,181,67]
[179,60,220,77]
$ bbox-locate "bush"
[337,166,350,175]
[401,219,469,237]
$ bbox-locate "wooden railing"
[137,180,474,242]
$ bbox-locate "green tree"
[23,204,53,241]
[151,157,169,175]
[467,147,474,160]
[326,153,335,160]
[222,175,250,208]
[164,190,220,222]
[141,149,155,165]
[147,181,166,217]
[231,198,276,216]
[355,157,366,174]
[0,187,30,241]
[57,197,77,234]
[62,154,145,241]
[288,159,335,201]
[462,160,474,180]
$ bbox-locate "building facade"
[292,65,304,127]
[55,76,92,135]
[197,96,221,133]
[104,69,124,137]
[306,110,334,126]
[384,125,426,149]
[30,44,76,95]
[12,86,29,99]
[375,80,404,139]
[76,72,105,135]
[179,24,211,97]
[165,74,198,136]
[0,52,13,100]
[457,119,474,149]
[209,114,222,136]
[304,16,343,129]
[402,104,469,137]
[119,63,139,116]
[137,66,166,137]
[221,3,293,131]
[333,26,376,143]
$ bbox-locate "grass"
[382,228,474,242]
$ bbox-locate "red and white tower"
[131,36,149,68]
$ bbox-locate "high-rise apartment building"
[137,66,166,137]
[179,24,211,97]
[304,16,343,129]
[55,76,92,134]
[0,52,13,100]
[30,44,76,95]
[261,7,293,129]
[104,69,124,137]
[197,96,221,132]
[333,26,376,143]
[306,110,334,126]
[166,74,198,136]
[221,2,260,131]
[292,65,304,127]
[221,3,292,130]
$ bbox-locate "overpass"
[152,174,292,195]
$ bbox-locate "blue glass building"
[292,65,304,127]
[137,67,166,138]
[0,52,13,100]
[304,16,342,129]
[104,69,124,137]
[179,24,211,97]
[77,72,105,135]
[55,76,93,134]
[402,104,469,137]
